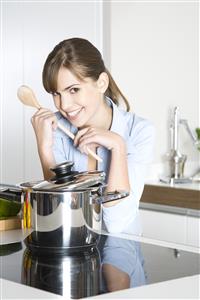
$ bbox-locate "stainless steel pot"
[20,161,129,251]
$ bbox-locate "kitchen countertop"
[2,275,199,299]
[1,229,199,299]
[146,180,200,191]
[139,201,200,217]
[140,180,200,211]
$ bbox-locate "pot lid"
[20,161,106,192]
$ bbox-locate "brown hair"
[43,38,130,111]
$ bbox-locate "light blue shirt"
[53,98,155,235]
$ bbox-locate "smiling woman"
[51,66,111,130]
[31,37,155,236]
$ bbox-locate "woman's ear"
[97,72,109,93]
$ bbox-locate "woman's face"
[52,66,105,128]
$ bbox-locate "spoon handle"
[57,122,75,139]
[57,123,102,162]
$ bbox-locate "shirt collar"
[105,97,129,139]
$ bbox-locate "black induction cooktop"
[0,234,199,299]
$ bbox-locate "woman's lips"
[67,108,83,121]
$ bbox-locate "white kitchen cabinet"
[186,216,200,247]
[140,208,199,247]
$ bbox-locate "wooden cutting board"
[0,216,21,231]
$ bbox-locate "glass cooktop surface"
[1,234,199,299]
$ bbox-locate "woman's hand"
[74,126,130,206]
[73,126,126,154]
[31,108,58,150]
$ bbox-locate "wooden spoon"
[17,85,102,162]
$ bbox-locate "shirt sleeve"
[102,119,155,234]
[52,130,67,164]
[52,112,71,164]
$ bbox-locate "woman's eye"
[70,88,79,94]
[51,92,60,97]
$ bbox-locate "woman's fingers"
[76,127,124,152]
[78,127,101,147]
[78,143,99,155]
[78,133,97,148]
[31,109,58,130]
[31,108,58,150]
[31,108,54,120]
[77,131,99,154]
[32,107,52,117]
[74,126,121,154]
[74,127,90,146]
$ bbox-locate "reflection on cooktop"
[1,234,200,299]
[21,247,101,299]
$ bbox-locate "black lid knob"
[50,161,74,177]
[50,161,79,183]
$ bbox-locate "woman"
[31,37,155,234]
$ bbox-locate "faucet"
[168,107,187,180]
[160,107,199,184]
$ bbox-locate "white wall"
[110,1,199,179]
[0,1,104,184]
